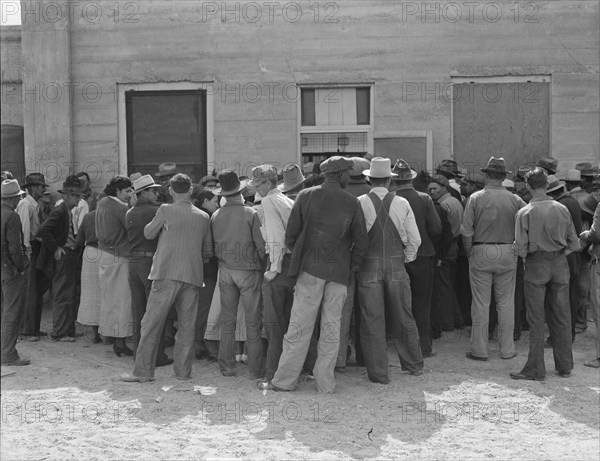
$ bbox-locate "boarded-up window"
[126,90,207,181]
[453,81,550,173]
[301,87,370,127]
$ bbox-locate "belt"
[473,242,512,246]
[130,250,155,258]
[528,249,565,257]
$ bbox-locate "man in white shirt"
[357,157,423,384]
[18,173,50,340]
[248,165,295,383]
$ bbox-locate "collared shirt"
[358,187,421,262]
[462,185,525,243]
[55,197,89,235]
[437,192,463,238]
[515,195,581,258]
[16,193,39,250]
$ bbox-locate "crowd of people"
[1,154,599,391]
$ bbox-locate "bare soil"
[2,311,599,460]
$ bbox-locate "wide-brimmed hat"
[580,166,599,178]
[319,156,354,174]
[155,162,178,178]
[200,175,219,187]
[58,176,83,195]
[559,169,581,183]
[481,157,511,174]
[581,195,599,215]
[391,159,417,181]
[248,165,278,187]
[348,157,371,177]
[23,172,49,188]
[1,179,25,198]
[133,174,161,193]
[363,157,397,179]
[536,157,558,175]
[216,170,248,196]
[546,175,566,194]
[278,164,305,193]
[436,159,460,178]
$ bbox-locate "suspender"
[367,192,403,242]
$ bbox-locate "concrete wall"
[13,0,600,189]
[0,26,23,125]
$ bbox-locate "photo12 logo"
[3,1,141,25]
[200,1,340,23]
[400,2,540,24]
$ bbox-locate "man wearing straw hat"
[462,157,525,362]
[1,179,30,366]
[358,157,423,383]
[277,163,305,200]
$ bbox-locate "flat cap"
[319,156,354,174]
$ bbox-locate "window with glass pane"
[126,90,207,182]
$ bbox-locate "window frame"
[296,83,375,163]
[117,82,214,176]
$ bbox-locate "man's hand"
[54,247,66,261]
[264,270,278,282]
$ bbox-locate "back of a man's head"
[525,167,548,190]
[170,174,192,194]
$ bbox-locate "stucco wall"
[12,0,600,188]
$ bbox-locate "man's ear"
[169,187,175,197]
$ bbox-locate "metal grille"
[301,132,368,155]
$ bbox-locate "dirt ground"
[1,309,599,461]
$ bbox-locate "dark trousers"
[431,255,462,334]
[217,267,264,378]
[406,255,435,355]
[567,252,580,340]
[263,255,296,380]
[520,252,573,378]
[129,257,167,363]
[21,242,52,336]
[51,249,78,337]
[358,269,423,383]
[455,253,473,326]
[195,275,217,355]
[1,273,26,363]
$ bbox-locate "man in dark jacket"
[126,175,172,367]
[35,175,83,341]
[393,159,442,358]
[269,156,368,393]
[1,179,30,366]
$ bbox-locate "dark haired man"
[17,173,50,340]
[510,168,580,381]
[269,156,368,393]
[36,176,84,341]
[462,157,525,362]
[122,174,213,382]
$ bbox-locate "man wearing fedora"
[435,159,463,203]
[394,158,442,359]
[547,175,583,343]
[17,173,50,340]
[462,157,525,361]
[356,157,423,383]
[35,175,85,341]
[126,174,173,367]
[278,163,306,200]
[428,175,464,335]
[122,174,213,382]
[1,179,30,366]
[511,168,580,381]
[269,156,368,393]
[155,163,179,205]
[513,167,532,203]
[211,170,266,379]
[248,165,296,382]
